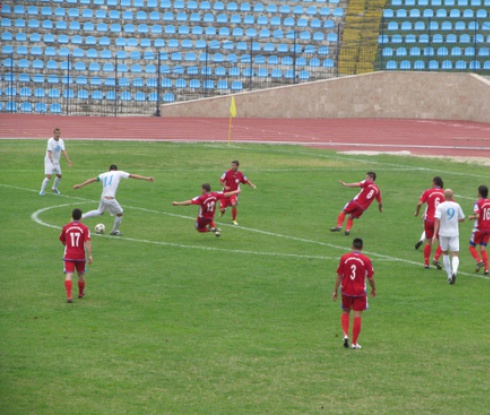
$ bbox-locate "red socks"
[482,250,489,271]
[341,313,350,337]
[353,317,362,345]
[78,281,85,297]
[337,212,346,228]
[424,244,431,266]
[65,280,73,300]
[232,207,237,221]
[434,245,442,261]
[346,217,354,232]
[469,246,481,262]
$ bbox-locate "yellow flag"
[230,96,237,118]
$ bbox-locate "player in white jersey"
[433,189,465,284]
[39,128,72,196]
[73,165,154,236]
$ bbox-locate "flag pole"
[228,96,237,146]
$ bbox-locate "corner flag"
[230,96,237,118]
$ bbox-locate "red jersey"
[59,221,91,261]
[191,192,226,219]
[419,187,444,221]
[220,169,250,192]
[351,180,381,210]
[473,198,490,232]
[337,251,374,297]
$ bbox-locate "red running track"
[1,114,490,157]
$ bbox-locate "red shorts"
[341,294,367,312]
[424,220,436,239]
[64,260,86,274]
[343,201,365,219]
[195,217,213,232]
[470,230,490,246]
[220,194,237,210]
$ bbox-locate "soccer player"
[468,185,490,275]
[39,127,72,196]
[172,183,241,236]
[330,172,382,235]
[332,237,376,349]
[59,208,93,303]
[73,164,154,236]
[433,189,465,284]
[219,160,256,225]
[414,176,445,269]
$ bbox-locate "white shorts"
[439,235,460,252]
[98,198,123,216]
[44,161,62,175]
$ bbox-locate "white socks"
[52,177,61,190]
[112,216,122,232]
[40,177,50,193]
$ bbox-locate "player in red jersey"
[59,208,93,303]
[468,185,490,275]
[333,238,376,349]
[219,160,256,226]
[172,183,241,236]
[414,176,445,269]
[330,172,382,235]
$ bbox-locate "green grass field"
[1,139,489,415]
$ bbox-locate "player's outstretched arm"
[172,200,192,206]
[224,189,241,198]
[73,177,97,189]
[247,180,257,189]
[378,203,383,213]
[129,174,154,182]
[368,277,376,298]
[332,274,342,301]
[338,180,360,188]
[85,240,93,265]
[414,200,423,216]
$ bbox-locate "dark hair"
[232,160,240,166]
[72,208,82,220]
[53,127,61,132]
[479,185,488,198]
[367,171,376,181]
[353,238,363,250]
[109,164,118,171]
[202,183,211,192]
[433,176,443,188]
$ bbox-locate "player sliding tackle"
[172,183,241,237]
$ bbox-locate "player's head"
[366,172,376,181]
[444,188,454,201]
[109,164,118,171]
[231,160,239,171]
[352,238,363,251]
[433,176,443,188]
[53,128,61,139]
[478,185,488,198]
[201,183,211,193]
[72,208,82,220]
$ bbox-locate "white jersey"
[435,201,465,237]
[97,171,130,198]
[44,138,65,164]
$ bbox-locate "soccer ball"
[95,223,105,234]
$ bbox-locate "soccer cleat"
[52,189,61,194]
[432,259,442,270]
[39,191,45,196]
[219,211,225,217]
[343,336,349,348]
[351,343,362,349]
[110,230,123,236]
[450,273,457,285]
[424,264,430,269]
[344,231,350,236]
[232,220,239,226]
[475,261,484,273]
[67,298,73,303]
[484,271,489,276]
[210,226,221,237]
[78,293,85,299]
[330,227,342,232]
[415,240,423,250]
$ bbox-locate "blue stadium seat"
[35,103,47,113]
[231,81,243,91]
[163,93,175,103]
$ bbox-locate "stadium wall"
[161,71,490,123]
